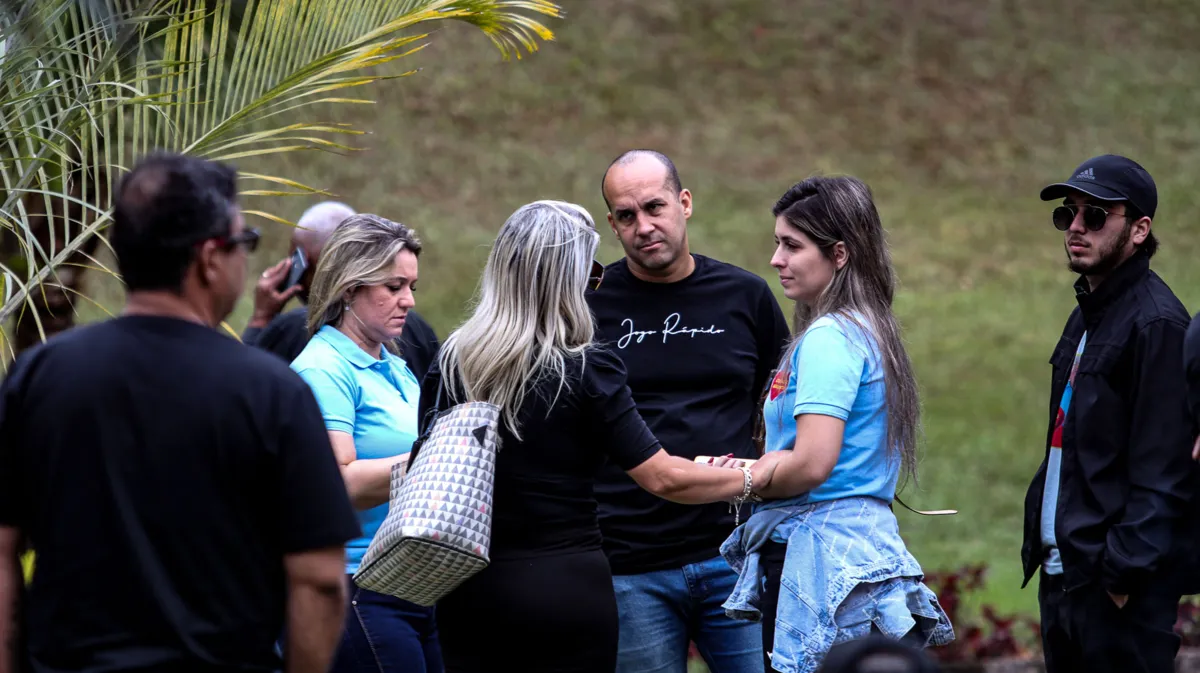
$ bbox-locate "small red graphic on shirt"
[769,370,787,400]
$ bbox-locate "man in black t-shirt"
[243,200,440,380]
[588,150,790,673]
[0,152,361,673]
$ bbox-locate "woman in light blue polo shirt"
[289,213,441,672]
[717,177,953,673]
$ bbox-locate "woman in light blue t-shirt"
[289,214,441,673]
[716,177,953,673]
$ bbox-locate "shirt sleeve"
[793,322,867,421]
[293,364,358,435]
[585,347,662,470]
[276,380,362,553]
[241,325,263,348]
[259,312,312,364]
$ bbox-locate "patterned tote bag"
[353,380,502,606]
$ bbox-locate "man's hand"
[248,257,302,329]
[1192,435,1200,461]
[1108,592,1129,609]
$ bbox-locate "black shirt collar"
[1073,248,1150,323]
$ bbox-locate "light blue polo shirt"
[291,324,421,574]
[758,313,897,520]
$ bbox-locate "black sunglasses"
[1052,204,1121,232]
[587,259,604,291]
[212,228,262,253]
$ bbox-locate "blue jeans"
[612,555,762,673]
[331,577,443,673]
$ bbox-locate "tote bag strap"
[406,375,447,469]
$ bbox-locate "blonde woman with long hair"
[290,214,442,672]
[423,200,768,673]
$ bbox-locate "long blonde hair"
[305,213,422,352]
[439,200,599,438]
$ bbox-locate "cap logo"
[1074,167,1095,181]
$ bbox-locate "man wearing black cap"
[1019,154,1197,673]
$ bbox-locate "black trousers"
[1039,571,1181,673]
[761,541,789,672]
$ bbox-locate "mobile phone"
[694,456,757,468]
[277,249,307,292]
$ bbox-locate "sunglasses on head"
[1052,204,1121,232]
[587,259,604,291]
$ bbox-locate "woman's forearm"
[652,455,749,504]
[341,456,406,510]
[753,450,823,500]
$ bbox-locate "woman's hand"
[706,454,749,469]
[750,452,785,494]
[697,454,779,497]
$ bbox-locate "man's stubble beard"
[1067,221,1131,277]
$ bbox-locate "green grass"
[71,0,1200,622]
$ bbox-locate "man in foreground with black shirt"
[244,200,440,380]
[0,152,361,673]
[588,150,790,673]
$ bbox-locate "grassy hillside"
[75,0,1200,618]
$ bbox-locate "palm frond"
[0,0,562,363]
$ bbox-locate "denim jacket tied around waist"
[720,496,955,673]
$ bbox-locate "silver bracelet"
[730,465,753,526]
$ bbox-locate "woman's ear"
[833,241,849,270]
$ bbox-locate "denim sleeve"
[793,323,865,421]
[293,364,359,435]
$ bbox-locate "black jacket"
[1184,311,1200,425]
[1021,249,1199,596]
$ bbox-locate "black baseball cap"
[1039,154,1157,219]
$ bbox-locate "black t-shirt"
[242,306,441,381]
[417,347,660,559]
[0,316,361,673]
[586,254,791,574]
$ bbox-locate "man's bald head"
[601,149,682,211]
[292,201,355,260]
